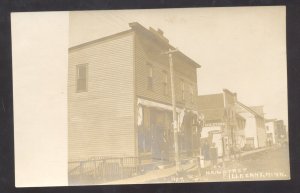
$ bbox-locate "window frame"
[180,79,185,101]
[147,63,153,91]
[162,70,168,96]
[190,84,194,103]
[76,63,88,93]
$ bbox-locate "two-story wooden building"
[198,89,267,158]
[235,104,267,149]
[265,118,277,145]
[68,22,201,164]
[265,119,287,146]
[274,120,288,144]
[198,89,246,158]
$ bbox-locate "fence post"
[94,160,97,180]
[120,158,124,179]
[103,159,106,182]
[79,161,83,182]
[137,157,141,175]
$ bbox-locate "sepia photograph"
[11,6,289,187]
[67,7,289,185]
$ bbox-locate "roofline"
[129,22,201,68]
[198,89,235,97]
[265,118,277,123]
[198,93,223,98]
[223,89,237,96]
[69,22,201,68]
[249,105,265,117]
[236,101,264,119]
[69,29,133,51]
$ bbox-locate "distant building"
[236,104,267,148]
[68,22,201,164]
[198,89,268,158]
[265,119,277,145]
[274,120,288,144]
[265,119,287,145]
[198,89,246,157]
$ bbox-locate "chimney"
[149,27,169,43]
[129,22,139,28]
[157,28,164,36]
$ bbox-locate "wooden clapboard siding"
[134,34,198,110]
[256,117,267,147]
[68,31,135,161]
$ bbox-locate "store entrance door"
[150,109,169,161]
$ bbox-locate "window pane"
[77,78,86,91]
[147,77,153,90]
[77,64,87,92]
[78,66,86,79]
[148,66,153,78]
[163,71,167,83]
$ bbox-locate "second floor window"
[181,80,185,101]
[147,64,153,90]
[190,84,194,103]
[76,64,88,92]
[163,71,168,96]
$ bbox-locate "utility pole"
[230,106,236,159]
[162,48,181,174]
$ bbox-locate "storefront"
[137,98,201,162]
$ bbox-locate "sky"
[69,6,287,126]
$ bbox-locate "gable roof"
[69,29,133,51]
[249,106,264,117]
[236,101,264,119]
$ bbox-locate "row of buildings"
[199,89,288,158]
[68,22,287,181]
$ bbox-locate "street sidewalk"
[102,162,195,184]
[102,146,274,184]
[217,146,273,163]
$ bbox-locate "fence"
[68,156,140,185]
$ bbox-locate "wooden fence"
[68,156,140,185]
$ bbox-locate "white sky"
[70,6,287,126]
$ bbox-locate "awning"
[137,98,200,128]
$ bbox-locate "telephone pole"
[162,48,181,173]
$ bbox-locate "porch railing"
[68,156,140,185]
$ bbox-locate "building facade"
[274,120,288,144]
[68,22,201,164]
[198,89,246,158]
[198,89,269,159]
[265,119,277,145]
[236,104,267,149]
